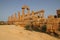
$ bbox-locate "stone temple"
[8,5,60,33]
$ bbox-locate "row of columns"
[8,10,44,22]
[8,5,44,25]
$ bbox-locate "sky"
[0,0,60,21]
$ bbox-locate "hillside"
[0,25,60,40]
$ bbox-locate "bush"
[53,32,59,37]
[25,24,40,32]
[58,24,60,31]
[58,27,60,31]
[32,26,40,32]
[25,24,47,32]
[41,25,47,32]
[25,24,33,31]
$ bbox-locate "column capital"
[27,8,30,10]
[22,8,25,9]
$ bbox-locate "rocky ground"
[0,25,60,40]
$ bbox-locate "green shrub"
[25,24,40,32]
[58,27,60,31]
[25,25,30,30]
[58,23,60,31]
[25,24,33,31]
[33,27,40,32]
[41,25,47,32]
[25,24,47,32]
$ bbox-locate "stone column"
[56,10,60,18]
[22,8,25,17]
[40,10,44,18]
[32,10,34,18]
[18,11,20,22]
[8,16,13,24]
[13,13,17,22]
[32,11,34,16]
[9,16,12,22]
[27,8,30,16]
[8,16,10,22]
[20,15,22,21]
[22,8,25,21]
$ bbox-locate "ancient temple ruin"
[8,5,60,33]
